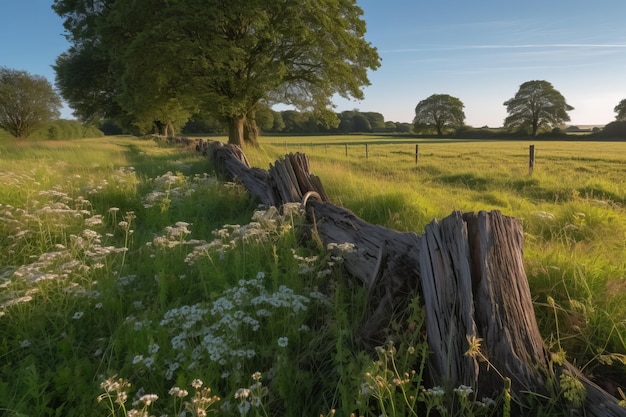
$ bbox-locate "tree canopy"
[503,80,573,136]
[413,94,465,136]
[614,98,626,122]
[0,67,62,139]
[53,0,381,146]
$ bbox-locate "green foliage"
[598,120,626,139]
[36,119,104,140]
[614,98,626,122]
[504,80,574,136]
[0,67,62,138]
[53,0,381,146]
[413,94,466,136]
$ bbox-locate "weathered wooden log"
[419,212,481,390]
[207,141,329,208]
[420,210,555,400]
[269,152,330,205]
[464,211,551,396]
[208,141,276,206]
[203,143,626,416]
[305,200,421,345]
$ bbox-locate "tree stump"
[202,143,626,416]
[419,211,553,396]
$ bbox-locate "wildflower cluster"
[157,271,323,381]
[146,221,205,250]
[0,192,130,314]
[185,204,302,264]
[141,171,217,209]
[98,376,220,417]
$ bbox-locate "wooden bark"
[227,116,245,147]
[208,141,275,206]
[306,200,421,345]
[419,211,553,398]
[202,143,626,416]
[419,212,480,390]
[464,211,551,396]
[207,140,329,208]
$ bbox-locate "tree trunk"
[165,120,175,138]
[244,111,260,148]
[228,116,245,146]
[200,143,626,416]
[227,115,260,147]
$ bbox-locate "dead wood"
[202,142,626,416]
[305,200,421,346]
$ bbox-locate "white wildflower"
[427,386,445,397]
[234,388,250,399]
[169,386,189,398]
[138,393,158,406]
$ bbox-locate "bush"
[597,121,626,139]
[29,119,105,140]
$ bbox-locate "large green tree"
[503,80,573,136]
[0,67,62,138]
[614,98,626,121]
[413,94,465,136]
[53,0,380,146]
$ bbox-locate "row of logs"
[197,139,625,416]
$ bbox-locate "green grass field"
[0,135,624,416]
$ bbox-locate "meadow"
[0,135,625,416]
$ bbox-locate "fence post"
[529,145,535,174]
[415,144,419,165]
[366,143,369,159]
[345,143,348,157]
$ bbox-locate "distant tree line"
[5,64,626,141]
[178,107,412,135]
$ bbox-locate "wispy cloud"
[382,43,626,54]
[469,44,626,49]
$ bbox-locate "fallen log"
[207,140,329,207]
[203,142,626,416]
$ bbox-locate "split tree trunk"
[419,211,551,396]
[227,115,260,147]
[227,116,246,147]
[202,141,626,416]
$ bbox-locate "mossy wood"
[204,140,626,416]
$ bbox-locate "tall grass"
[0,135,624,416]
[250,137,626,391]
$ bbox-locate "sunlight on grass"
[0,135,625,416]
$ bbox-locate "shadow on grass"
[436,173,490,191]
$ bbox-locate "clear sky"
[2,1,626,127]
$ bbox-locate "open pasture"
[0,135,625,416]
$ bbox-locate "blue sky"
[2,1,626,127]
[347,0,626,126]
